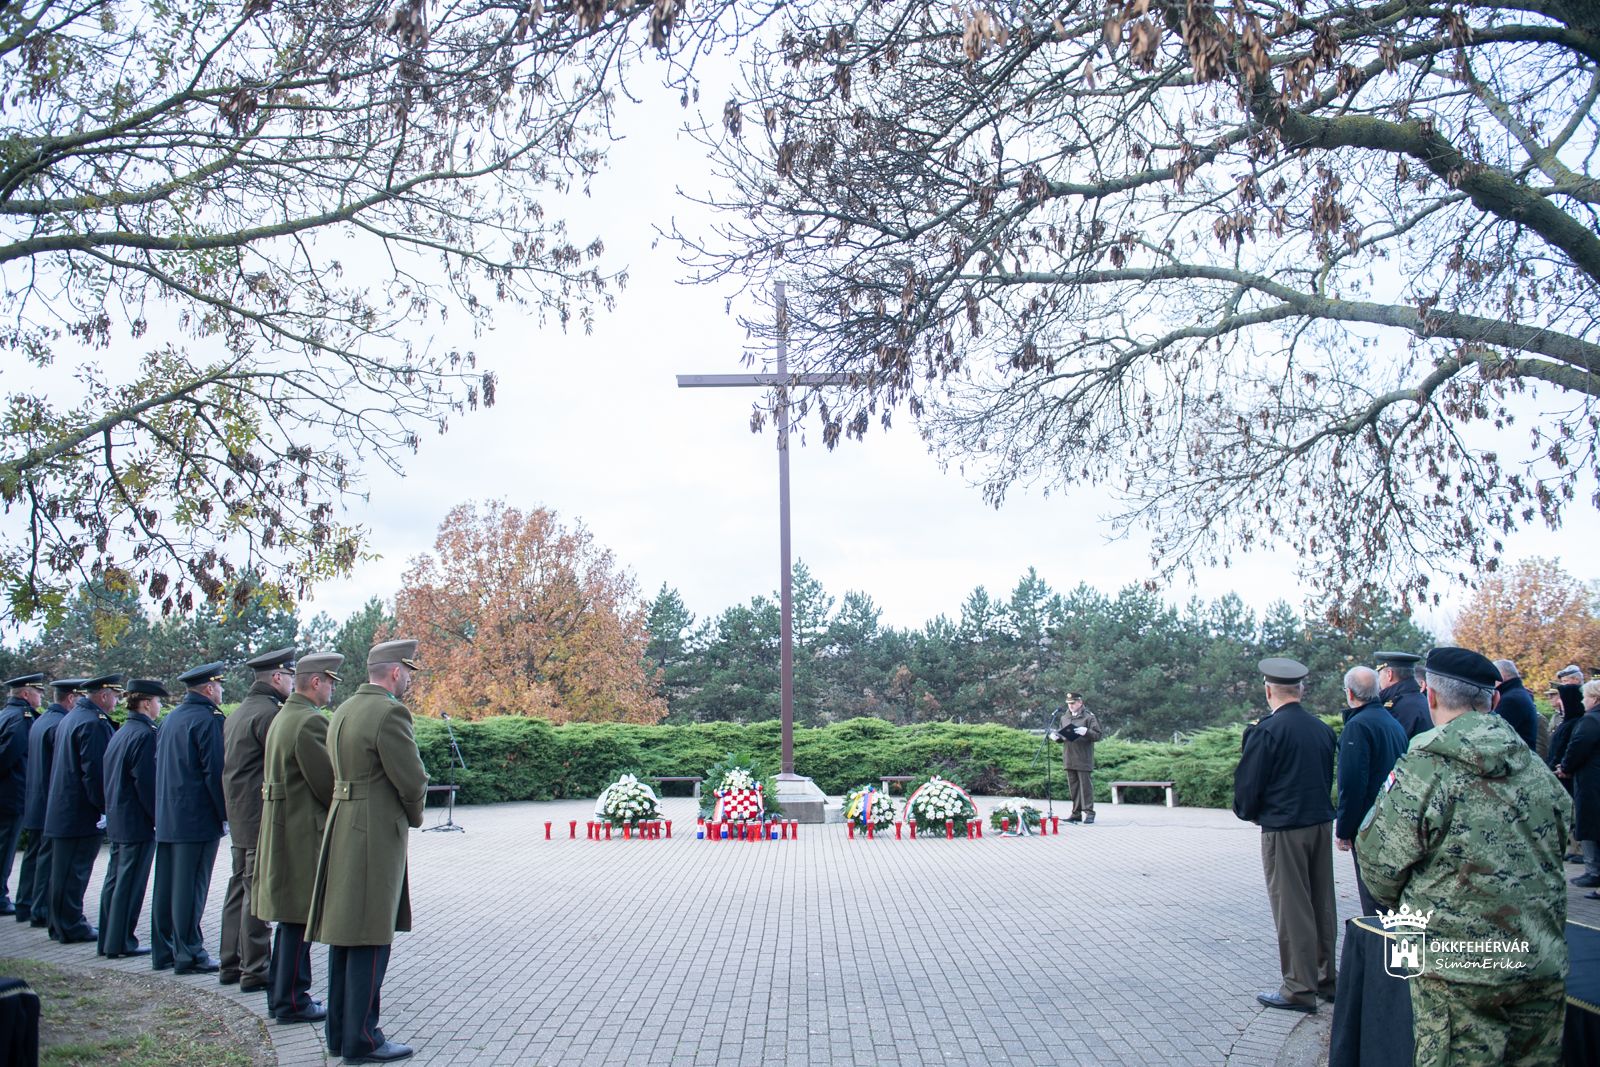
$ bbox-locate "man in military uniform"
[1234,657,1337,1013]
[98,679,166,958]
[21,678,78,928]
[0,674,44,917]
[220,646,295,991]
[1333,665,1408,916]
[308,640,429,1064]
[254,652,342,1023]
[152,662,229,974]
[1358,646,1570,1066]
[45,673,121,943]
[1052,693,1103,824]
[1374,651,1431,739]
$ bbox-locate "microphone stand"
[424,712,468,833]
[1030,707,1058,819]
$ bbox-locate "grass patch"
[0,957,271,1067]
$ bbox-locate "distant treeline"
[647,564,1433,739]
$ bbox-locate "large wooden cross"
[677,282,849,778]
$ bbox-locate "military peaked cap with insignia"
[1373,651,1422,668]
[126,679,171,700]
[52,677,84,694]
[178,662,228,686]
[82,673,125,692]
[1423,646,1499,690]
[367,639,421,670]
[244,646,297,672]
[1259,657,1309,685]
[5,672,44,689]
[1065,692,1085,702]
[295,652,344,680]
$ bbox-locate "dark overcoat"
[1380,678,1432,740]
[252,693,334,924]
[1559,712,1600,842]
[21,704,68,831]
[1334,701,1409,841]
[155,692,226,843]
[222,681,284,848]
[1233,702,1335,831]
[0,698,34,815]
[43,698,115,837]
[1494,677,1539,751]
[103,713,158,843]
[306,684,428,946]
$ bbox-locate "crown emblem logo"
[1378,903,1433,932]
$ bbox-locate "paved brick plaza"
[4,797,1596,1065]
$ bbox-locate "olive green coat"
[251,693,333,925]
[305,684,428,946]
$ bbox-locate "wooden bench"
[649,775,704,799]
[879,775,916,794]
[1109,780,1177,807]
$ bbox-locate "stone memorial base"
[772,773,837,824]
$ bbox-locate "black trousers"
[98,840,155,956]
[46,833,100,941]
[152,838,220,970]
[13,828,41,922]
[24,832,51,925]
[326,944,391,1058]
[269,922,316,1018]
[0,813,22,909]
[1351,847,1381,918]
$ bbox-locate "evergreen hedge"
[409,716,1305,809]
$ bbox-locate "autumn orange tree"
[395,502,664,723]
[1452,558,1600,689]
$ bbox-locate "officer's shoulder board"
[1384,699,1396,709]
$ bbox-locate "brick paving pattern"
[4,797,1595,1065]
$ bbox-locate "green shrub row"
[409,716,1295,809]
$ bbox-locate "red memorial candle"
[544,822,552,840]
[945,819,954,839]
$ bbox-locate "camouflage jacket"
[1356,710,1571,985]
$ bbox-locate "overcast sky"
[295,83,1598,641]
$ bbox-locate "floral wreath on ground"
[989,798,1042,833]
[903,776,978,834]
[698,756,784,819]
[595,773,662,826]
[842,784,898,831]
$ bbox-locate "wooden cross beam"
[676,282,849,778]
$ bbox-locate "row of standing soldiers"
[0,640,429,1065]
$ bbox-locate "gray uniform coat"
[305,685,428,946]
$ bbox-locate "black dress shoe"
[28,917,47,928]
[153,961,175,971]
[176,960,221,975]
[1065,814,1083,823]
[1082,813,1095,825]
[345,1040,414,1063]
[0,903,15,916]
[1256,991,1317,1013]
[276,1002,328,1023]
[218,972,240,985]
[239,977,269,993]
[60,931,98,945]
[107,947,153,959]
[14,910,30,923]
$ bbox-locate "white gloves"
[95,815,107,831]
[1074,726,1089,737]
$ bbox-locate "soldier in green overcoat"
[306,640,428,1065]
[253,652,341,1024]
[1357,646,1571,1067]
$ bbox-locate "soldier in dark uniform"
[1333,665,1408,915]
[1233,657,1337,1014]
[1374,650,1431,739]
[220,646,295,991]
[0,674,44,916]
[44,673,121,943]
[98,679,166,958]
[21,678,78,928]
[255,652,343,1023]
[152,662,228,974]
[307,640,430,1064]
